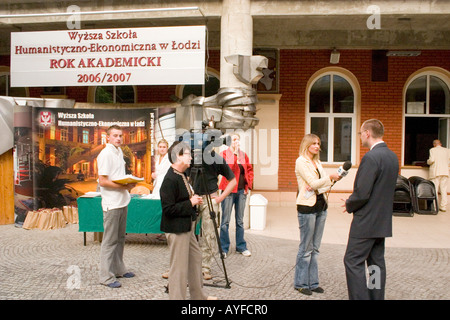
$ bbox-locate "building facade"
[1,0,449,212]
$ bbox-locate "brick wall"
[2,49,450,192]
[278,49,450,191]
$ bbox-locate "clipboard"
[113,175,144,185]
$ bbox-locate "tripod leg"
[208,207,231,288]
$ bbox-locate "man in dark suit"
[343,119,399,300]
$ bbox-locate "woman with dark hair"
[160,141,216,300]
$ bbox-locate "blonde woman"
[294,134,340,295]
[152,139,171,199]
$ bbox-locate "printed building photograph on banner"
[13,105,176,227]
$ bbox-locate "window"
[0,71,27,97]
[307,72,357,163]
[130,130,136,144]
[82,130,89,144]
[176,68,220,99]
[95,86,135,103]
[404,71,450,165]
[60,128,68,141]
[101,132,107,145]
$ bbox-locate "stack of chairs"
[393,175,414,217]
[408,176,439,215]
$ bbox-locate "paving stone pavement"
[0,221,449,301]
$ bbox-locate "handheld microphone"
[337,161,352,178]
[329,161,352,192]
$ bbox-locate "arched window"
[404,68,450,165]
[175,68,220,99]
[306,69,359,163]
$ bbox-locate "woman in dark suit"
[159,141,216,300]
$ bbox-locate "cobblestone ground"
[0,223,449,300]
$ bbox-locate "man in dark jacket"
[343,119,399,300]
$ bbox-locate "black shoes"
[296,287,324,295]
[311,287,324,293]
[296,288,312,295]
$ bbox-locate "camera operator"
[187,141,236,281]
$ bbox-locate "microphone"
[337,161,352,178]
[329,161,352,191]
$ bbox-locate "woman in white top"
[294,133,340,296]
[152,139,171,199]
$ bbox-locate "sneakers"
[122,272,135,278]
[106,272,135,288]
[239,250,252,257]
[106,281,121,288]
[221,250,251,258]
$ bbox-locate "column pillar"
[220,0,253,89]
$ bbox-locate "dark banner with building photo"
[13,106,173,226]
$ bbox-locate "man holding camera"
[187,143,236,280]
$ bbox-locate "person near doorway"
[427,139,450,212]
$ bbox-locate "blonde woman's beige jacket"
[295,155,333,207]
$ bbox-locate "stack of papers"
[82,192,101,197]
[141,194,157,199]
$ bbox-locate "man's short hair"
[362,119,384,138]
[106,124,122,135]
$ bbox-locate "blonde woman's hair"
[157,139,169,147]
[299,134,321,161]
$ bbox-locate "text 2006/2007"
[77,72,131,84]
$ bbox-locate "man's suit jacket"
[346,142,399,238]
[427,145,450,179]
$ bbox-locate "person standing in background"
[151,139,171,199]
[427,139,450,212]
[219,133,254,258]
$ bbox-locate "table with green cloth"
[77,195,200,245]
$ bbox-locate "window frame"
[88,85,137,103]
[0,66,29,97]
[402,67,450,166]
[175,67,220,99]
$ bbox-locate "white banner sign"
[10,26,205,87]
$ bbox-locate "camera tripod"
[189,165,231,289]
